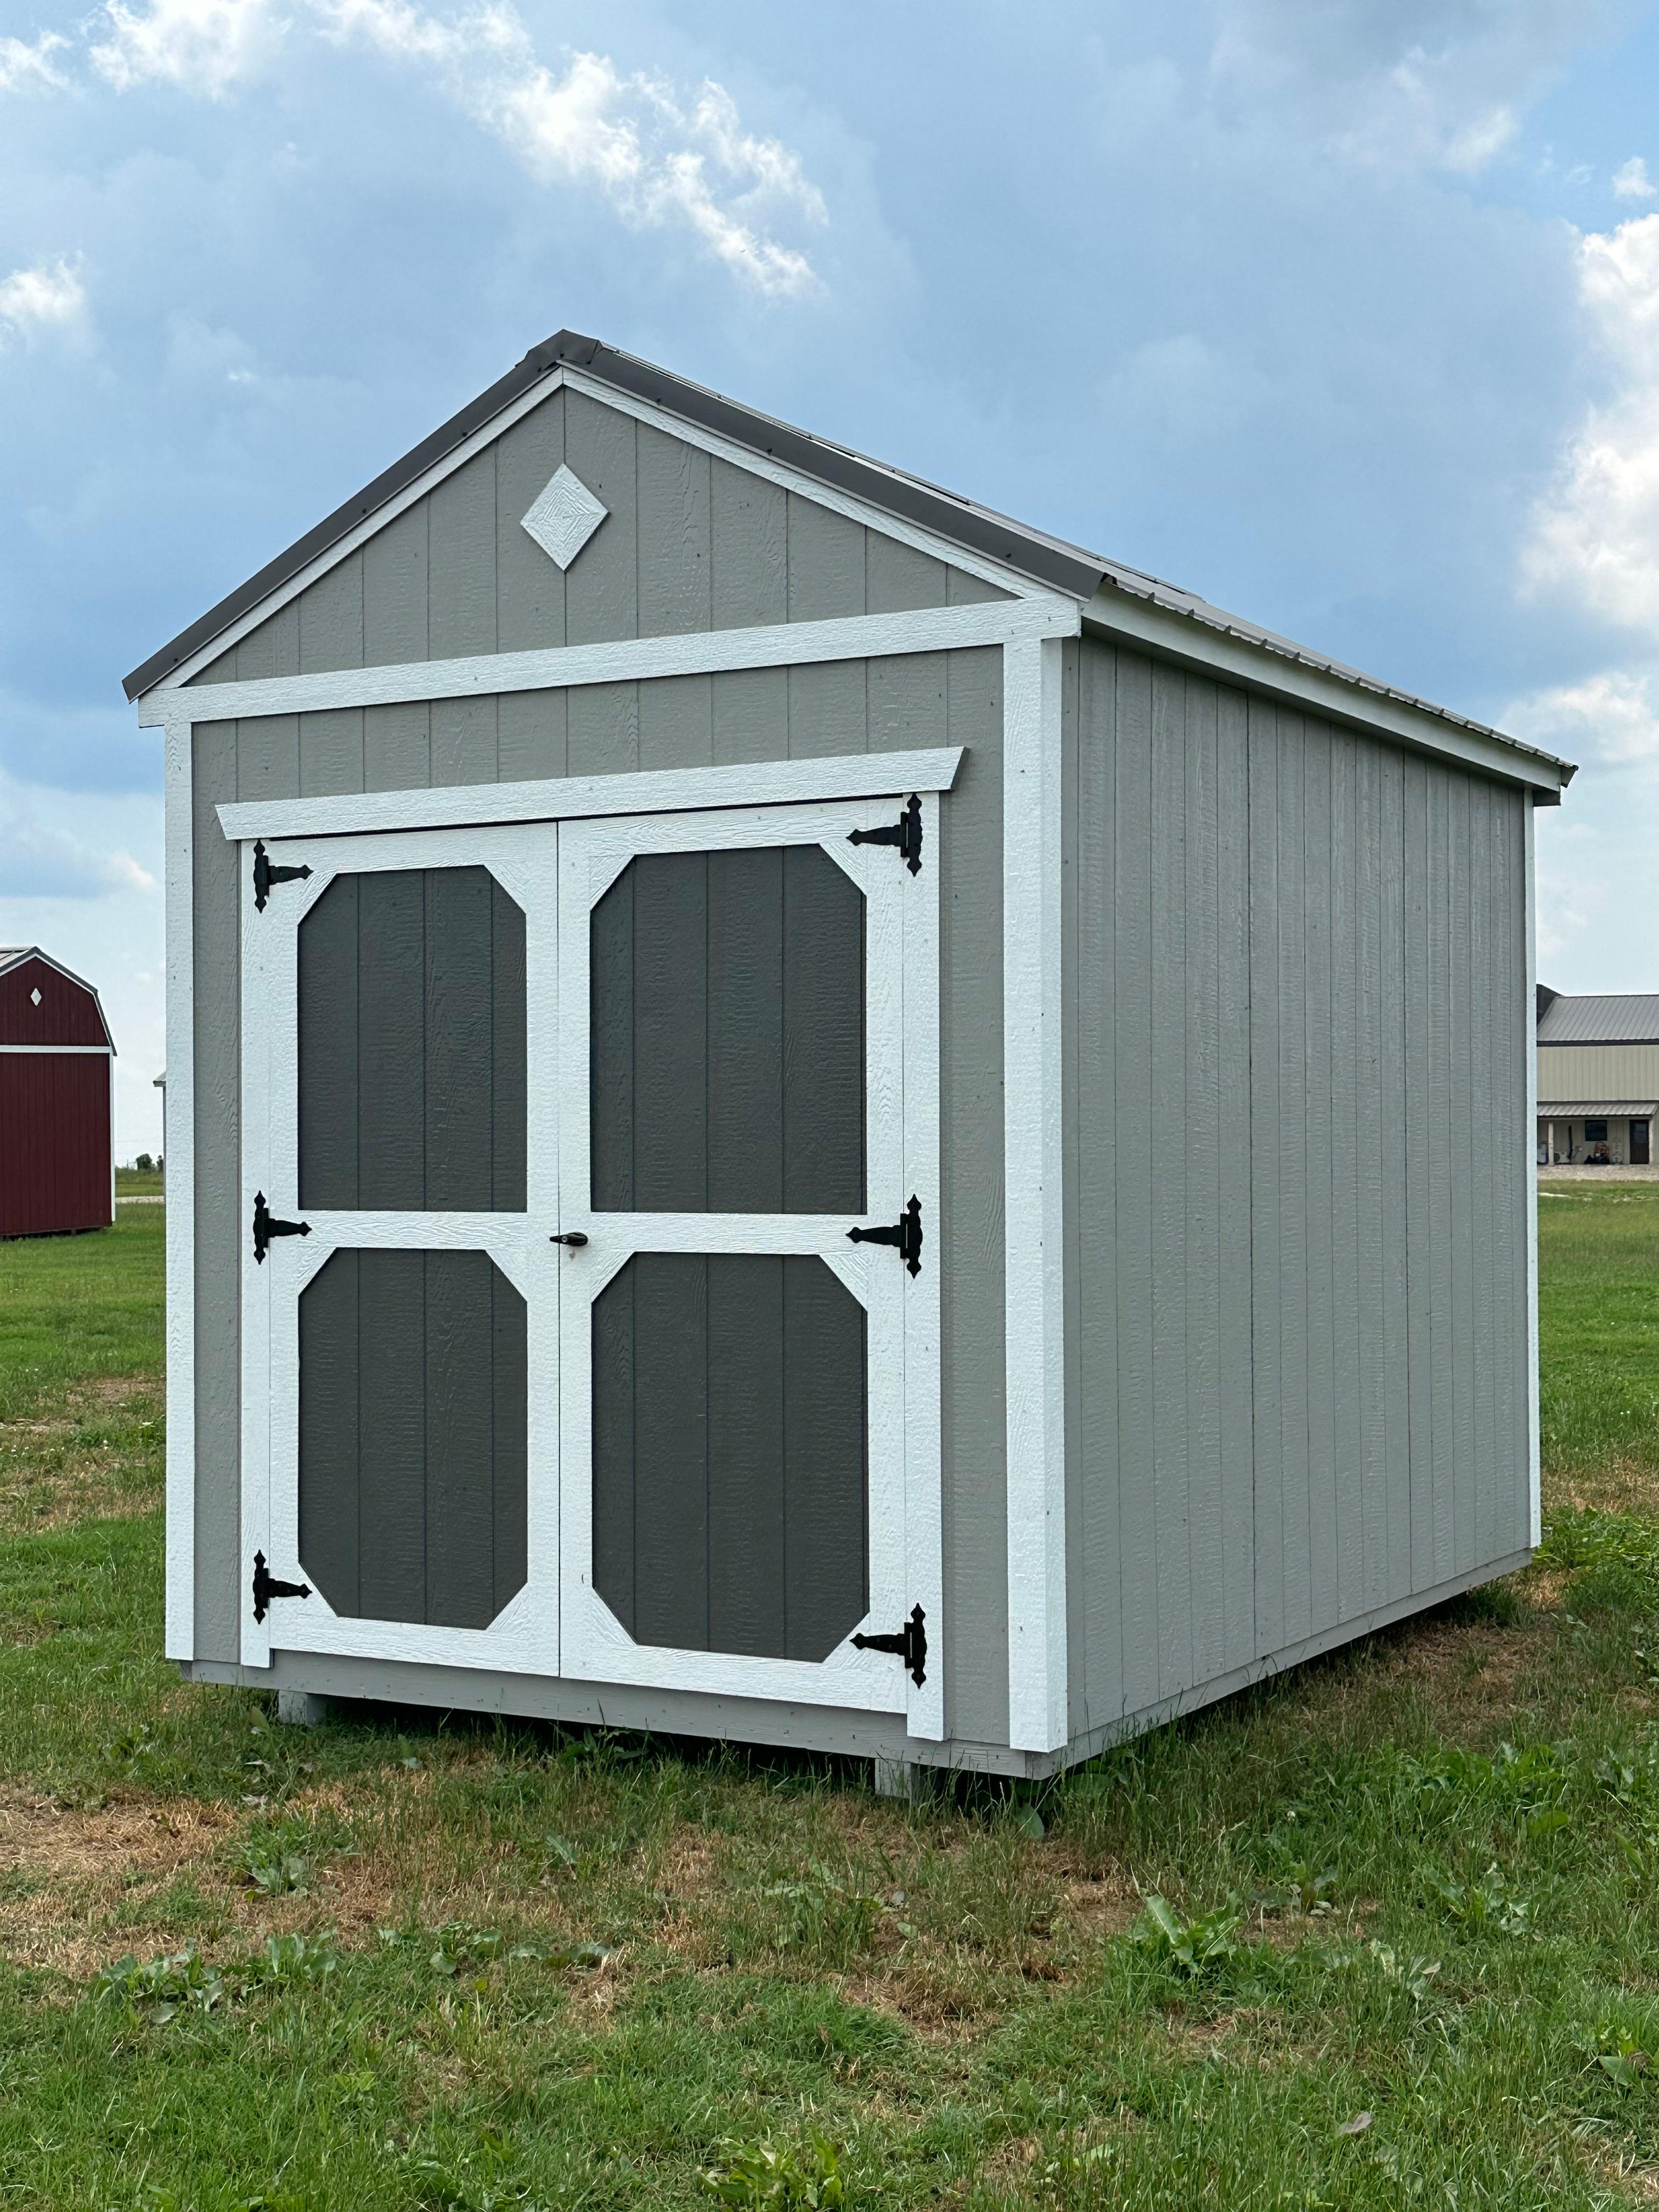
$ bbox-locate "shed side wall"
[1064,637,1531,1736]
[190,631,1011,1746]
[0,1055,113,1237]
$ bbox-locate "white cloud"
[0,259,86,343]
[1209,1,1606,177]
[90,0,286,98]
[1504,667,1659,765]
[1613,155,1656,201]
[0,31,69,91]
[84,0,823,291]
[1525,213,1659,629]
[319,2,824,292]
[0,797,156,899]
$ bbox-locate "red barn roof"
[0,948,115,1050]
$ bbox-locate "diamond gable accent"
[521,464,608,571]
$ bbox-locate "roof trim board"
[122,329,1576,799]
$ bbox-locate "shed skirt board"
[236,793,943,1740]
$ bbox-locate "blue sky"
[4,0,1659,1156]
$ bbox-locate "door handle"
[550,1232,589,1248]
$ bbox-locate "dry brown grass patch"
[0,1374,162,1531]
[1548,1458,1659,1521]
[0,1787,233,1976]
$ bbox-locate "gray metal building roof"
[118,333,1573,792]
[1537,992,1659,1046]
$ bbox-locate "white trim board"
[1002,634,1069,1754]
[143,601,1076,729]
[163,718,196,1662]
[218,746,965,844]
[142,363,1067,698]
[0,1043,114,1055]
[1525,798,1541,1548]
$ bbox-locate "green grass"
[4,1203,1659,2204]
[116,1167,164,1198]
[1540,1180,1659,1499]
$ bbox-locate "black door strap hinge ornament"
[252,1550,311,1625]
[854,1604,928,1687]
[252,1190,311,1265]
[252,838,313,913]
[848,1194,923,1277]
[848,793,923,876]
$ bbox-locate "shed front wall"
[188,475,1012,1746]
[1063,635,1531,1741]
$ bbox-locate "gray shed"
[125,333,1573,1785]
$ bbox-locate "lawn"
[2,1196,1659,2207]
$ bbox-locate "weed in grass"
[1421,1861,1537,1937]
[699,2134,847,2207]
[94,1944,227,2026]
[1131,1894,1248,1981]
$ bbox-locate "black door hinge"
[854,1604,927,1687]
[252,1550,312,1624]
[253,839,313,912]
[848,793,923,875]
[848,1194,923,1277]
[252,1190,311,1265]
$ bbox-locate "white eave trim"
[141,600,1077,728]
[218,746,965,843]
[0,1042,114,1054]
[1081,588,1570,799]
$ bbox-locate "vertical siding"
[191,391,1008,690]
[1066,638,1532,1733]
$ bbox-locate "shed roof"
[1537,993,1659,1046]
[118,332,1573,794]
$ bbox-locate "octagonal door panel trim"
[556,798,943,1740]
[239,821,561,1675]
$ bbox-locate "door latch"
[252,1550,312,1624]
[854,1604,927,1687]
[847,1194,923,1277]
[252,839,314,912]
[848,793,923,875]
[252,1190,311,1265]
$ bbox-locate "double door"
[239,794,942,1737]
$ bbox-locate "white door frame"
[556,795,944,1740]
[238,821,560,1674]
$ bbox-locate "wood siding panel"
[194,390,1005,686]
[1065,641,1533,1735]
[298,1248,527,1628]
[591,1253,868,1663]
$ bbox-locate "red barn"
[0,947,115,1239]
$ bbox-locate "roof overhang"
[1537,1102,1657,1116]
[1081,582,1573,803]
